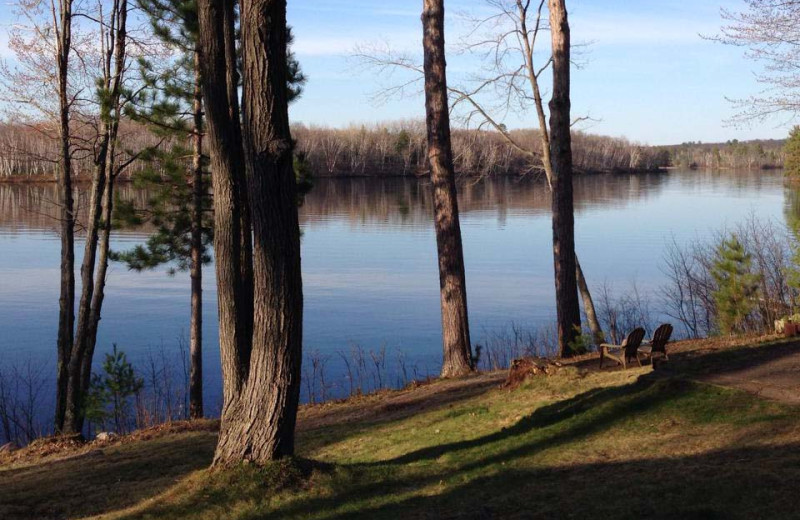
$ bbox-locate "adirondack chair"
[599,327,646,369]
[638,323,673,364]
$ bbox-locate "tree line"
[0,120,669,180]
[659,139,785,170]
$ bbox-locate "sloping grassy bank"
[2,338,800,519]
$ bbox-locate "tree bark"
[59,0,128,434]
[212,0,303,464]
[189,50,204,420]
[197,0,303,465]
[515,0,604,348]
[421,0,473,378]
[197,0,248,409]
[548,0,581,357]
[223,0,255,357]
[54,0,75,434]
[576,258,604,344]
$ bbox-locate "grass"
[2,338,800,519]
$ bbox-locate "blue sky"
[285,0,788,145]
[0,0,791,145]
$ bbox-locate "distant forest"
[0,120,786,180]
[657,139,786,170]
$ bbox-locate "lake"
[0,170,790,418]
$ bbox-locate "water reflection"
[0,169,788,415]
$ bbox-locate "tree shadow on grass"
[0,375,505,520]
[298,374,505,453]
[269,373,800,519]
[0,432,216,520]
[265,375,698,519]
[329,442,800,519]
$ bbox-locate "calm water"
[0,170,790,412]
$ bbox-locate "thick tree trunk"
[54,0,75,434]
[212,0,303,464]
[517,0,604,348]
[189,52,204,420]
[198,0,302,465]
[223,0,255,356]
[421,0,473,378]
[548,0,581,357]
[197,0,248,410]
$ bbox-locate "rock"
[0,442,18,453]
[95,432,116,442]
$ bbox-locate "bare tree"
[711,1,800,124]
[1,0,80,435]
[422,0,473,377]
[356,0,606,351]
[2,0,154,434]
[60,0,145,434]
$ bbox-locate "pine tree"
[113,0,211,420]
[114,0,307,421]
[784,126,800,177]
[711,234,761,334]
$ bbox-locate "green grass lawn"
[3,342,800,519]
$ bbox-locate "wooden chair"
[638,323,673,364]
[599,327,646,369]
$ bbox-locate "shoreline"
[0,167,676,184]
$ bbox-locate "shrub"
[711,234,761,334]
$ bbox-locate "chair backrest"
[651,323,673,354]
[622,327,646,358]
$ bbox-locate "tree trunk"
[548,0,581,357]
[189,50,204,420]
[197,0,248,409]
[54,0,75,434]
[198,0,303,465]
[62,154,106,433]
[223,0,255,355]
[62,0,128,434]
[81,160,116,413]
[421,0,473,378]
[212,0,303,465]
[516,0,604,348]
[576,259,604,345]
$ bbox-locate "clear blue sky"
[0,0,790,145]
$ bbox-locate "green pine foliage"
[710,234,761,334]
[85,345,144,435]
[784,188,800,295]
[785,126,800,177]
[113,1,308,274]
[112,0,210,274]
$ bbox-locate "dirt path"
[695,340,800,405]
[572,335,800,405]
